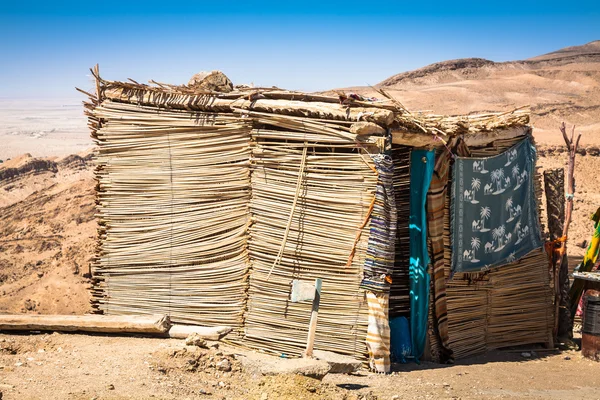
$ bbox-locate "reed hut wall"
[84,73,553,362]
[427,135,554,360]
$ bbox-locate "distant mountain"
[528,40,600,61]
[347,41,600,146]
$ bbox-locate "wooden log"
[0,314,171,334]
[167,324,232,340]
[104,87,235,112]
[350,121,387,136]
[103,87,394,126]
[234,98,394,126]
[391,126,531,148]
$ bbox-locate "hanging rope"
[266,142,309,280]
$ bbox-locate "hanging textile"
[426,148,454,363]
[451,137,542,273]
[409,149,435,362]
[360,154,397,293]
[365,291,391,373]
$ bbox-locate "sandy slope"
[344,40,600,147]
[0,154,95,315]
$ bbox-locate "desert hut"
[82,68,553,371]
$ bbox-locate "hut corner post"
[551,122,581,343]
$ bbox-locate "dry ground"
[0,332,598,400]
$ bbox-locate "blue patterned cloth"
[409,149,435,363]
[360,154,397,293]
[451,137,543,273]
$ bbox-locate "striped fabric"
[426,140,470,362]
[426,148,454,363]
[365,291,391,373]
[360,154,397,292]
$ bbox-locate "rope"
[346,151,379,268]
[432,134,456,159]
[346,194,376,267]
[544,235,568,258]
[266,142,308,280]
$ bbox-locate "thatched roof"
[79,66,531,148]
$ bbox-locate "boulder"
[187,71,233,93]
[312,350,362,374]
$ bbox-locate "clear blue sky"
[1,1,599,98]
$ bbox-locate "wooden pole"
[0,314,171,334]
[553,122,581,340]
[545,168,572,342]
[304,278,322,358]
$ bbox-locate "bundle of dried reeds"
[435,134,553,359]
[90,101,253,329]
[242,134,379,359]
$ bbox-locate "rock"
[185,333,208,348]
[24,299,36,311]
[521,352,531,358]
[576,239,588,249]
[198,388,211,395]
[241,355,332,380]
[260,393,268,400]
[216,359,232,372]
[564,356,571,360]
[312,350,362,374]
[187,71,233,93]
[391,396,400,400]
[107,384,115,390]
[588,146,600,156]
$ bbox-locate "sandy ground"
[0,332,598,400]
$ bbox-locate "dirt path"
[1,333,598,400]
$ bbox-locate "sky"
[0,1,599,98]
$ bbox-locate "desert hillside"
[0,153,95,314]
[347,40,600,147]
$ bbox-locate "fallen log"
[167,324,232,340]
[0,314,171,334]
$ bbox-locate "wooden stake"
[553,122,581,339]
[304,278,322,358]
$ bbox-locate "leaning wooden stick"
[553,122,581,339]
[304,278,322,358]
